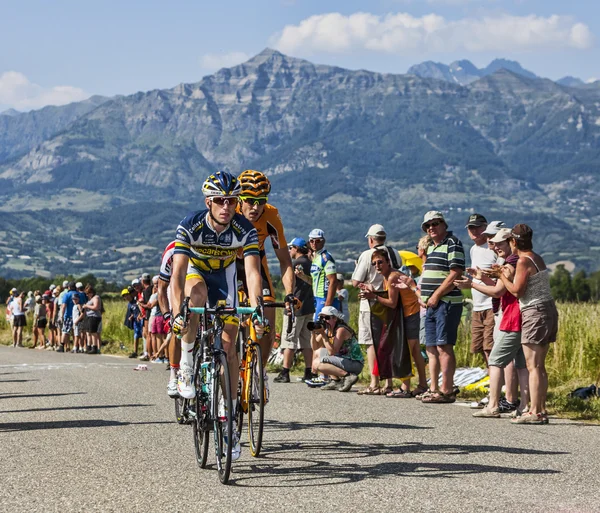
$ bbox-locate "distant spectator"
[336,274,349,323]
[32,295,47,349]
[24,291,35,314]
[72,293,85,353]
[419,211,465,404]
[274,237,315,384]
[82,284,102,354]
[123,287,143,358]
[11,291,26,347]
[58,281,77,353]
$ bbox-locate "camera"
[307,320,325,331]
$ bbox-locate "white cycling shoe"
[177,363,195,399]
[167,378,179,398]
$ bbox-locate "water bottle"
[201,361,211,394]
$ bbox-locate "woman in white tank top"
[499,224,558,425]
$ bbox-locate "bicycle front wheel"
[193,392,209,468]
[213,352,233,484]
[247,343,264,457]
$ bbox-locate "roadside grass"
[2,299,599,420]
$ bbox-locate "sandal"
[357,386,381,396]
[415,389,435,401]
[380,386,393,396]
[422,392,456,403]
[386,389,412,398]
[411,385,428,398]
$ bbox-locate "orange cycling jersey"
[236,204,288,301]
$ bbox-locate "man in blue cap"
[274,237,316,383]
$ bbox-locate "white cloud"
[0,71,89,111]
[271,12,593,55]
[200,51,250,70]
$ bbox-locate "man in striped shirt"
[419,211,465,403]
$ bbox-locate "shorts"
[488,331,527,369]
[237,256,276,302]
[133,319,144,339]
[73,322,82,337]
[419,315,426,346]
[313,297,341,322]
[280,313,312,350]
[358,310,374,346]
[425,301,463,347]
[521,301,558,345]
[35,319,47,329]
[471,309,495,354]
[404,312,420,340]
[13,314,26,328]
[62,317,73,334]
[150,315,168,335]
[320,353,364,375]
[87,317,101,334]
[49,321,56,330]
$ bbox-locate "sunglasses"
[424,221,442,230]
[371,260,386,266]
[320,315,331,320]
[240,196,268,206]
[309,239,324,243]
[211,197,238,206]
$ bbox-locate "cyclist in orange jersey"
[236,170,296,372]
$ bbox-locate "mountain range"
[1,49,599,280]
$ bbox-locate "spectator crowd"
[4,210,558,426]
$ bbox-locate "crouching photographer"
[309,306,364,392]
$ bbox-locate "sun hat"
[142,273,151,280]
[399,250,423,273]
[465,213,487,228]
[483,221,506,236]
[75,281,83,289]
[318,306,343,319]
[365,224,386,238]
[421,211,446,232]
[62,280,69,288]
[131,278,140,286]
[308,229,325,240]
[489,228,514,243]
[121,288,130,296]
[49,284,56,290]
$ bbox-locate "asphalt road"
[1,345,599,513]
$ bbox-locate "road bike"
[178,297,258,484]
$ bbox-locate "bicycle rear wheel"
[247,343,264,457]
[213,352,233,484]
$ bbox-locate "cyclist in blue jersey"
[170,171,265,460]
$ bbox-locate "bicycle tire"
[213,352,233,484]
[247,343,264,457]
[193,395,209,468]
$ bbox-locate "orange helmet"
[238,170,271,198]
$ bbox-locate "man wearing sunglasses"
[170,171,265,460]
[419,210,465,404]
[236,169,296,369]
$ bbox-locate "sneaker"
[128,352,138,359]
[177,363,195,399]
[320,379,342,391]
[273,371,290,383]
[56,346,65,353]
[338,374,359,392]
[153,358,164,364]
[473,406,501,418]
[510,411,544,425]
[167,378,179,398]
[139,354,150,362]
[306,376,328,388]
[498,397,518,414]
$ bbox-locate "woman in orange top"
[360,249,428,397]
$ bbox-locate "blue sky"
[1,0,598,111]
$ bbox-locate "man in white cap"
[351,224,398,394]
[419,211,465,403]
